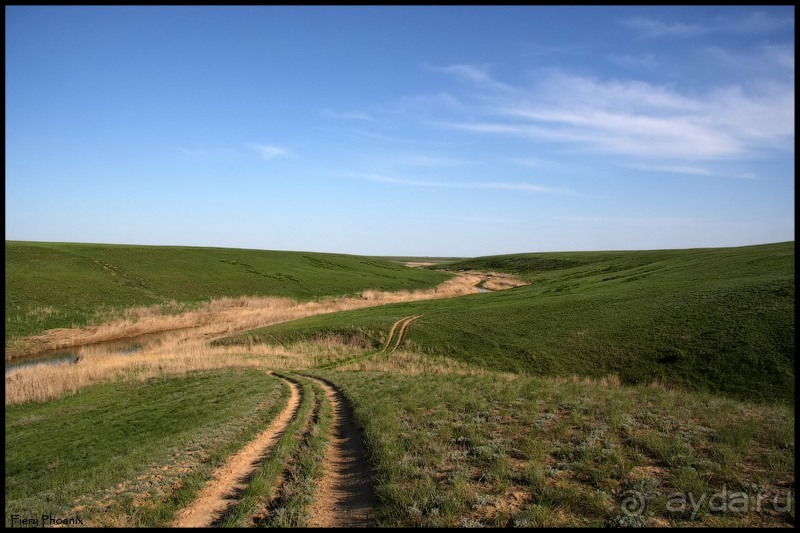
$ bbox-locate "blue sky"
[5,6,794,257]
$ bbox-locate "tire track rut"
[306,377,376,528]
[172,373,301,528]
[380,315,422,354]
[391,315,422,353]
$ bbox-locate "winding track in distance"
[379,315,423,354]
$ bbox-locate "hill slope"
[221,242,795,404]
[5,241,452,342]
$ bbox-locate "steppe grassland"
[314,370,794,527]
[5,241,453,346]
[6,267,482,360]
[5,369,288,527]
[4,270,496,405]
[5,241,794,528]
[228,242,794,404]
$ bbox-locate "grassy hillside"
[5,369,288,526]
[313,370,794,527]
[5,242,794,527]
[220,243,795,404]
[4,241,451,342]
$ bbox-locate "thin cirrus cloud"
[427,63,493,83]
[322,108,374,121]
[248,143,291,160]
[625,163,758,180]
[606,53,658,70]
[622,10,793,38]
[354,172,574,195]
[425,63,514,93]
[702,43,794,76]
[433,68,793,161]
[621,17,707,37]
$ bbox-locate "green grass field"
[220,242,795,404]
[4,241,794,527]
[4,369,288,527]
[5,241,451,343]
[311,370,794,527]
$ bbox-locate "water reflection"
[5,329,194,373]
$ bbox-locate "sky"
[5,6,795,257]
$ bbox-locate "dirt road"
[306,376,376,527]
[172,374,301,528]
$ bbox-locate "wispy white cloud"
[248,143,291,160]
[435,69,793,160]
[622,16,707,37]
[426,63,514,92]
[701,44,794,79]
[439,115,743,160]
[622,10,793,38]
[354,173,573,195]
[606,53,658,70]
[762,43,795,71]
[717,10,794,34]
[428,63,493,83]
[626,163,759,180]
[322,108,373,121]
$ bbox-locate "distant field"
[221,242,795,404]
[4,241,451,343]
[377,256,465,264]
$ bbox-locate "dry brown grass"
[548,373,624,388]
[6,272,530,405]
[335,349,518,379]
[4,333,369,405]
[5,343,260,405]
[25,306,59,318]
[6,273,492,360]
[480,271,529,291]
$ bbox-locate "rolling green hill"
[220,242,795,404]
[4,241,452,342]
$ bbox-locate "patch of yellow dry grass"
[25,306,59,318]
[480,271,529,291]
[5,271,529,405]
[5,333,371,405]
[6,273,491,360]
[335,349,518,379]
[548,373,624,388]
